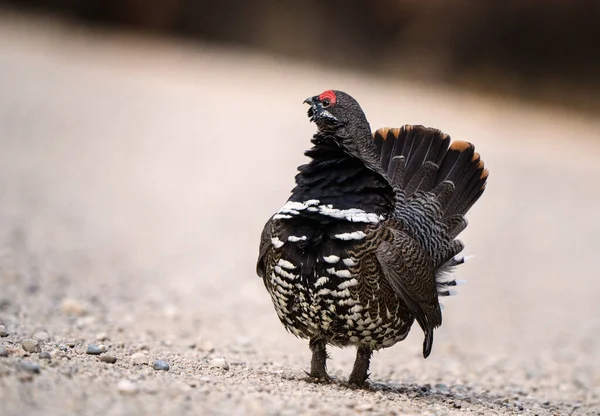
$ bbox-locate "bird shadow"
[285,372,563,414]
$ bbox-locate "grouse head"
[304,90,382,172]
[304,90,371,136]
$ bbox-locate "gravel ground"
[0,11,599,416]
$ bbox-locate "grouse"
[256,90,488,386]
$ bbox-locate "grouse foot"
[306,337,331,382]
[348,346,372,386]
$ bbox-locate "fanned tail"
[372,125,488,298]
[372,125,488,218]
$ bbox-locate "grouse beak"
[304,96,318,122]
[304,95,338,128]
[303,96,317,106]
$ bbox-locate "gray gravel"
[21,339,41,354]
[131,352,149,365]
[86,344,106,355]
[152,360,170,371]
[0,9,599,416]
[100,355,117,364]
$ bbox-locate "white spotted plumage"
[271,237,284,248]
[323,255,340,264]
[287,235,307,242]
[333,231,366,241]
[274,200,383,224]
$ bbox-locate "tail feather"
[372,125,488,219]
[374,127,402,174]
[405,161,438,197]
[373,126,450,190]
[438,142,488,218]
[404,128,447,186]
[441,214,468,240]
[387,155,405,185]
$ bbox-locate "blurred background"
[3,0,600,112]
[0,1,599,413]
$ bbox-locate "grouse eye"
[321,98,331,108]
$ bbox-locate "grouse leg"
[348,345,372,386]
[307,337,330,381]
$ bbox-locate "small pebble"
[453,401,462,409]
[21,339,42,353]
[100,355,117,364]
[66,342,76,348]
[60,298,88,316]
[39,351,51,360]
[131,352,149,365]
[21,361,41,374]
[33,331,50,342]
[96,332,109,341]
[0,347,8,357]
[117,379,138,395]
[86,344,106,355]
[58,344,68,351]
[153,360,170,371]
[0,324,8,337]
[209,357,230,371]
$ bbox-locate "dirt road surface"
[0,11,599,416]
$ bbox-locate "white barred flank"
[331,288,351,298]
[275,200,383,224]
[334,231,367,241]
[287,235,307,242]
[326,268,352,278]
[317,288,331,296]
[338,278,358,290]
[342,258,357,266]
[274,265,298,280]
[314,276,329,287]
[277,259,296,270]
[317,205,383,223]
[349,304,363,313]
[323,255,340,263]
[271,237,284,248]
[272,214,293,220]
[337,298,359,306]
[270,272,293,289]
